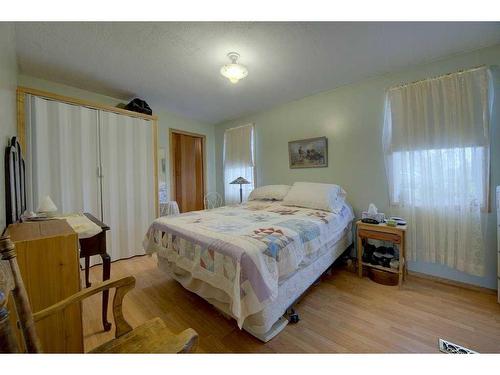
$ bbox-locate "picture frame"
[288,136,328,169]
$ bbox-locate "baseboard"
[408,270,497,295]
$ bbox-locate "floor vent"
[439,339,478,354]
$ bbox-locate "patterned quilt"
[143,201,353,327]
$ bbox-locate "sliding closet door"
[99,111,155,261]
[25,94,101,216]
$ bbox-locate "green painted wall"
[0,24,18,232]
[17,75,216,201]
[215,45,500,289]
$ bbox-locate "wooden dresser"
[6,220,83,353]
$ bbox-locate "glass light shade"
[229,177,251,185]
[220,63,248,84]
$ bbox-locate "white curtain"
[25,95,101,217]
[99,111,155,261]
[223,124,255,204]
[383,67,491,276]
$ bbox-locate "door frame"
[169,128,207,206]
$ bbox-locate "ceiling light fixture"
[220,52,248,84]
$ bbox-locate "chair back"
[0,236,42,353]
[160,201,180,217]
[204,192,223,210]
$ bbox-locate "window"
[389,146,487,209]
[223,124,255,204]
[383,67,491,276]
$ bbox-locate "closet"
[18,88,158,262]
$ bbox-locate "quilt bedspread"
[143,201,353,327]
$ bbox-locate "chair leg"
[101,253,112,331]
[84,256,91,288]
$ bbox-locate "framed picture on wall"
[288,136,328,169]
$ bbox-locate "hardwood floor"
[82,255,500,353]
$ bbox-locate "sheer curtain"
[99,111,155,261]
[383,67,491,276]
[223,124,255,204]
[25,94,101,216]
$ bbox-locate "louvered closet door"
[99,111,155,261]
[25,94,101,216]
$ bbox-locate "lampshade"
[220,52,248,84]
[230,177,251,185]
[37,195,58,213]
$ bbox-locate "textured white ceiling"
[15,22,500,124]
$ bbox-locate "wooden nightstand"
[356,220,407,287]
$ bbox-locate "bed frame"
[243,234,353,341]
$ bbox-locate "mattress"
[144,200,354,332]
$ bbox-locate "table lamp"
[37,195,58,217]
[229,177,251,204]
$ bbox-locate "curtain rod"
[388,65,487,91]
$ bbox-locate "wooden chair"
[0,235,198,353]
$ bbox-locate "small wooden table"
[79,213,111,331]
[356,220,407,287]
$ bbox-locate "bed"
[143,199,354,342]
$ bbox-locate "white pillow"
[248,185,291,201]
[282,182,346,213]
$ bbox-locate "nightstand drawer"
[358,229,401,244]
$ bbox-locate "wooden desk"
[356,220,407,287]
[79,213,111,331]
[6,220,83,352]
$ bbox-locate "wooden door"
[171,131,205,212]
